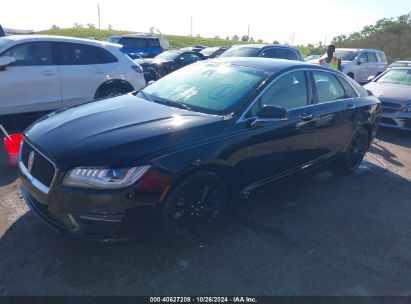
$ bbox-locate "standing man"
[318,44,341,71]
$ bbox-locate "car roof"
[3,35,120,48]
[230,44,301,51]
[205,57,333,73]
[336,47,385,52]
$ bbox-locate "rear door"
[366,51,379,78]
[0,41,61,115]
[57,42,115,107]
[310,70,357,160]
[357,52,369,83]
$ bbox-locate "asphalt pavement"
[0,128,410,296]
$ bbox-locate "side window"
[285,49,299,60]
[359,53,368,63]
[367,52,378,63]
[147,39,160,47]
[260,48,287,59]
[313,71,346,103]
[3,42,52,66]
[247,71,308,117]
[59,43,98,65]
[179,53,201,64]
[376,52,387,63]
[97,48,118,64]
[337,76,358,98]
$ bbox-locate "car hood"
[25,95,226,169]
[134,58,172,66]
[364,82,411,104]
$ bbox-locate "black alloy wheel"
[162,172,227,245]
[338,127,369,173]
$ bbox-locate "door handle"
[42,71,56,76]
[347,104,356,111]
[299,113,314,121]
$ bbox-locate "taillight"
[132,65,143,74]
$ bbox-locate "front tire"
[161,171,227,246]
[336,127,369,174]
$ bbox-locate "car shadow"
[0,145,19,187]
[376,127,411,149]
[2,160,411,295]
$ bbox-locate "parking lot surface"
[0,128,410,296]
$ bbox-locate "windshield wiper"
[154,99,192,111]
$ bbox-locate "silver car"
[364,67,411,130]
[334,48,388,84]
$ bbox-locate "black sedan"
[19,58,381,245]
[135,50,204,82]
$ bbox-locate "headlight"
[402,104,411,112]
[63,166,150,189]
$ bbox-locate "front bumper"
[380,112,411,131]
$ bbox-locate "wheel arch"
[94,79,134,99]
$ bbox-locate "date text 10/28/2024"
[150,297,258,303]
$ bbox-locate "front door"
[0,42,61,115]
[233,70,318,190]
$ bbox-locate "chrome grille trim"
[18,140,57,194]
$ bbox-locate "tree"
[226,36,230,40]
[50,25,59,30]
[232,35,239,41]
[73,23,84,29]
[249,37,255,42]
[257,39,264,43]
[272,40,279,44]
[87,23,96,29]
[241,35,249,41]
[214,35,221,39]
[107,24,113,30]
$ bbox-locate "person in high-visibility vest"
[318,44,341,71]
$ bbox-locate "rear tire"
[336,127,369,174]
[161,171,227,246]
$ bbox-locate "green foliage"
[332,13,411,62]
[36,28,254,49]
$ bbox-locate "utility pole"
[190,16,193,37]
[324,33,327,46]
[98,4,101,30]
[247,24,250,38]
[291,30,295,45]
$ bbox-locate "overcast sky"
[1,0,409,45]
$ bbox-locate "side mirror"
[256,105,288,119]
[0,56,16,68]
[367,75,375,82]
[358,57,366,65]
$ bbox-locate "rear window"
[260,48,299,60]
[118,37,160,48]
[220,47,260,57]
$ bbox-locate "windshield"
[376,69,411,86]
[220,47,260,58]
[334,50,359,61]
[155,50,180,60]
[304,55,321,61]
[140,63,268,115]
[200,47,219,56]
[0,38,11,50]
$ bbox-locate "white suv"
[0,35,146,116]
[334,48,388,84]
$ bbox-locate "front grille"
[399,118,411,129]
[21,141,56,188]
[26,192,66,229]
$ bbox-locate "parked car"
[0,25,5,37]
[107,35,163,59]
[333,48,388,83]
[200,46,228,59]
[364,67,411,130]
[304,54,321,62]
[220,44,304,61]
[388,61,411,68]
[0,35,146,121]
[135,50,204,82]
[19,58,381,244]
